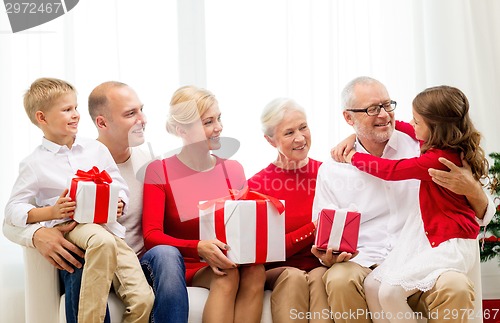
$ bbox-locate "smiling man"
[311,76,494,323]
[90,82,148,163]
[70,81,188,323]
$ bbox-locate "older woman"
[247,98,332,323]
[142,85,266,323]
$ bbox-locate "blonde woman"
[142,85,266,323]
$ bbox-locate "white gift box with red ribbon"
[199,191,285,264]
[69,167,119,224]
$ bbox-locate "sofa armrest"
[23,247,61,323]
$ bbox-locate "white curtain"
[204,0,500,177]
[0,2,180,321]
[1,1,499,321]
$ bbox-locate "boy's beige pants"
[66,223,154,323]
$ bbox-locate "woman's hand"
[330,133,356,163]
[311,245,358,267]
[198,239,237,276]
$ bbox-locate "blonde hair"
[413,85,488,181]
[166,85,217,136]
[261,98,305,137]
[24,77,76,126]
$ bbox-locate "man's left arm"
[428,157,494,225]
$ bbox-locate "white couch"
[23,247,272,323]
[23,245,484,323]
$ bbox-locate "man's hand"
[428,157,477,195]
[33,223,84,272]
[311,245,358,267]
[429,156,488,218]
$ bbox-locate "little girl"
[345,85,488,322]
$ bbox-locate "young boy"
[4,78,154,322]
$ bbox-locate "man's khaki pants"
[268,266,334,323]
[322,261,474,323]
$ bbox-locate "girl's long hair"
[412,85,488,181]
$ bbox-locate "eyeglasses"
[346,100,397,116]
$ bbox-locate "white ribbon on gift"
[327,209,348,250]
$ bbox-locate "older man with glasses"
[311,76,494,323]
[346,100,397,116]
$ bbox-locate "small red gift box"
[199,189,286,264]
[69,167,119,224]
[315,209,360,253]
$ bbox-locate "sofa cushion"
[60,287,273,323]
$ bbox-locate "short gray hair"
[261,98,306,137]
[341,76,383,110]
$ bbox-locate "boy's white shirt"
[4,136,129,238]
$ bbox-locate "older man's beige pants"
[268,266,333,323]
[322,261,474,323]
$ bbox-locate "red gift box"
[69,166,119,224]
[315,209,360,253]
[199,189,286,264]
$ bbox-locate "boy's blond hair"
[24,77,76,126]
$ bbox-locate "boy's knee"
[87,231,117,255]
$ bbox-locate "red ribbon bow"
[75,166,113,184]
[198,187,284,214]
[69,166,113,224]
